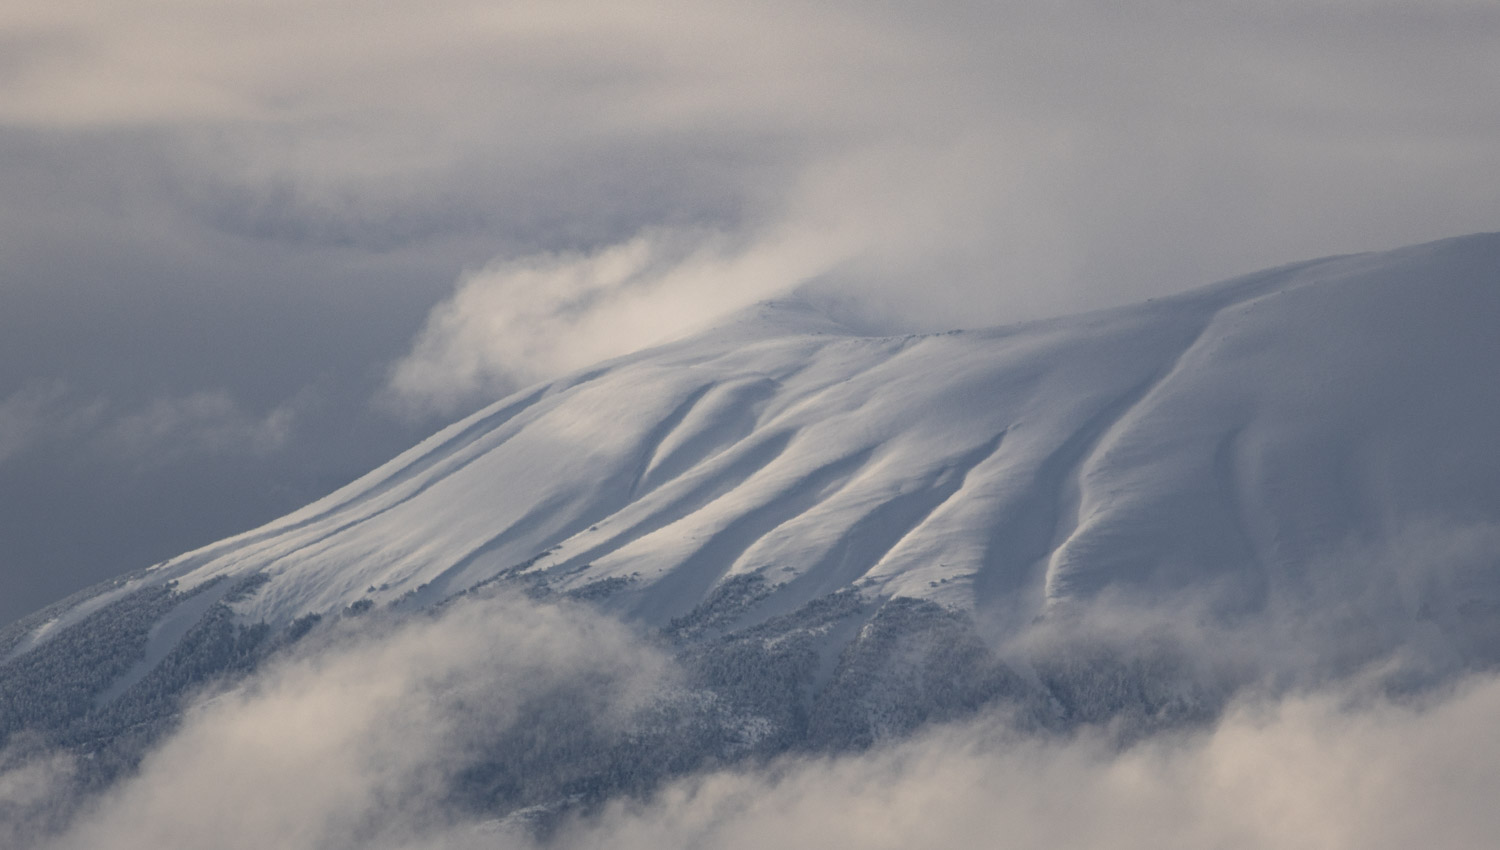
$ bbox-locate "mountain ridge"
[11,233,1500,654]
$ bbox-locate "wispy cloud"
[8,0,1499,332]
[383,225,846,415]
[97,390,297,461]
[0,741,74,849]
[0,383,96,467]
[0,383,297,467]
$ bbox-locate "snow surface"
[30,233,1500,640]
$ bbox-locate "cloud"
[1259,520,1500,683]
[5,0,1500,435]
[0,384,298,467]
[17,581,1500,850]
[8,0,1500,321]
[383,225,848,415]
[96,390,297,461]
[553,676,1500,850]
[4,3,1500,836]
[0,742,75,850]
[40,593,671,850]
[993,518,1500,704]
[0,383,94,467]
[318,0,1500,412]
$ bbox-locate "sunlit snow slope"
[25,233,1500,646]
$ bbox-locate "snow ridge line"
[1039,313,1220,603]
[765,429,1012,618]
[147,385,554,583]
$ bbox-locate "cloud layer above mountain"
[8,0,1500,384]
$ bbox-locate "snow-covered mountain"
[16,233,1500,645]
[4,233,1499,828]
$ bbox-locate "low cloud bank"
[556,677,1500,850]
[6,575,1500,850]
[23,594,671,850]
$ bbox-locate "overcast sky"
[3,0,1499,624]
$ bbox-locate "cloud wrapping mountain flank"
[24,594,672,850]
[9,588,1500,850]
[559,680,1500,850]
[385,227,845,416]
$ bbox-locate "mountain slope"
[10,233,1500,659]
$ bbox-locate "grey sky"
[2,0,1499,623]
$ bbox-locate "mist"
[0,578,1494,850]
[551,677,1500,850]
[6,592,674,849]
